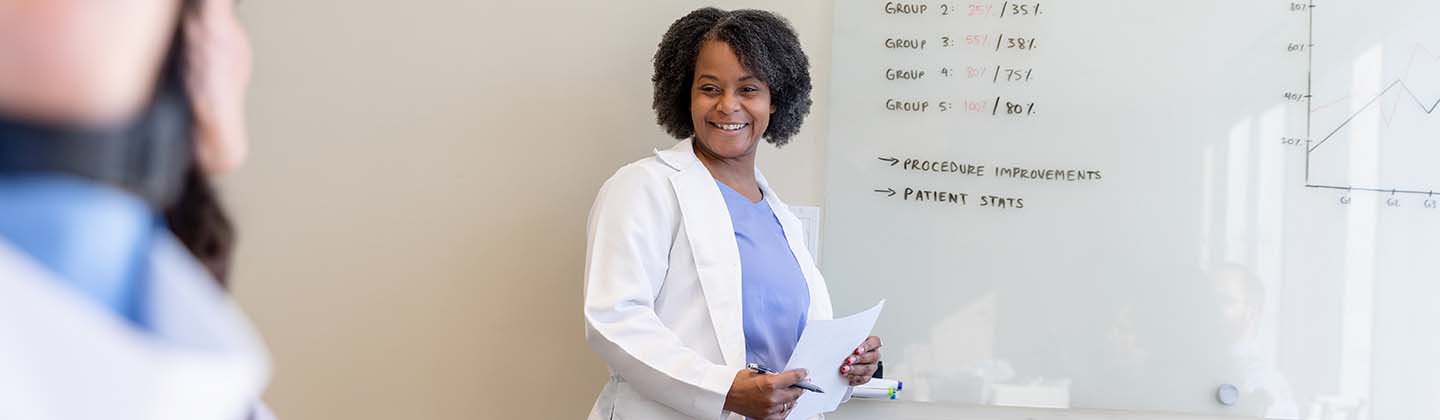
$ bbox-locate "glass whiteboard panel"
[821,1,1440,418]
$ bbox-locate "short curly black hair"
[651,8,813,147]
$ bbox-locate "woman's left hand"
[839,335,882,386]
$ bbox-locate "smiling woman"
[651,9,812,149]
[582,7,882,420]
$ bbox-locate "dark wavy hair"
[652,8,813,147]
[163,0,237,288]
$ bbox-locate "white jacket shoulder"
[599,154,678,191]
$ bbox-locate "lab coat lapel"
[658,140,746,368]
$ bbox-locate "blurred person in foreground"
[0,0,273,419]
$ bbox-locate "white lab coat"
[0,234,271,420]
[584,139,839,420]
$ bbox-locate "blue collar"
[0,174,156,328]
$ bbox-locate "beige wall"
[226,1,831,419]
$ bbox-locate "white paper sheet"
[783,300,885,420]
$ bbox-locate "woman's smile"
[707,120,751,133]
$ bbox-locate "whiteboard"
[821,1,1440,418]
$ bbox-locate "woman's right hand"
[723,368,808,420]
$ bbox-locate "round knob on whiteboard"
[1216,384,1239,406]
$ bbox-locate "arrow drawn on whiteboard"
[877,157,899,166]
[874,188,896,197]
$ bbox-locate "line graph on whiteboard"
[1300,0,1440,201]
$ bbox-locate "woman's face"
[689,40,773,163]
[185,0,252,175]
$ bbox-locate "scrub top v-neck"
[715,179,810,371]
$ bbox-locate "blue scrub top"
[0,175,155,328]
[716,179,810,371]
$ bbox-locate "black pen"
[747,363,825,393]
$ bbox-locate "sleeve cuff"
[693,364,738,419]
